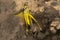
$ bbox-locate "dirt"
[0,0,60,40]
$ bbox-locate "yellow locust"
[15,6,41,32]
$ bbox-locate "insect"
[15,5,41,33]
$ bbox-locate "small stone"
[50,21,59,27]
[50,27,56,33]
[56,24,60,29]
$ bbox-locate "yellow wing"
[24,8,31,25]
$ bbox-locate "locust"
[15,6,41,32]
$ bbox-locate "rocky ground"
[0,0,60,40]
